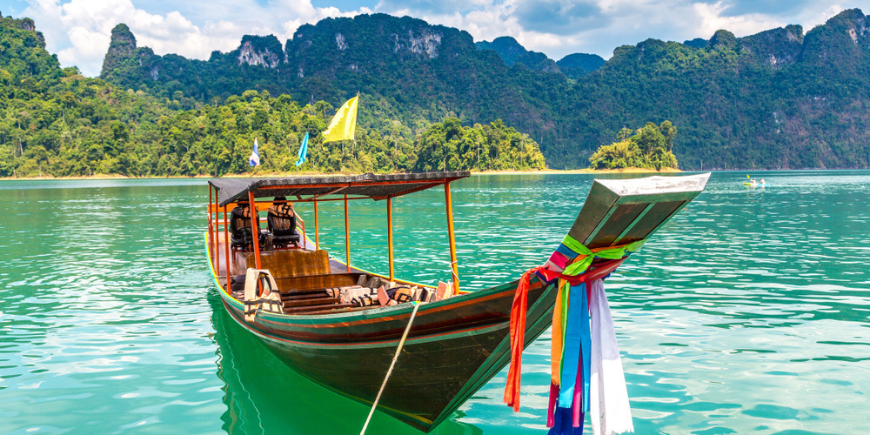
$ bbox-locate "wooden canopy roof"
[208,172,471,206]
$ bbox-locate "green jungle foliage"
[474,36,562,74]
[589,121,678,170]
[0,15,544,177]
[555,53,606,79]
[414,117,545,171]
[100,10,870,170]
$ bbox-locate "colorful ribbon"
[505,237,645,418]
[503,266,544,412]
[556,236,645,277]
[558,283,585,405]
[551,281,565,385]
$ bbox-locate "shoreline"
[0,167,682,181]
[472,167,682,175]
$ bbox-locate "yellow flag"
[322,96,359,143]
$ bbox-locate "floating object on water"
[204,172,710,432]
[745,175,768,187]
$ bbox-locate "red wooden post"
[445,182,459,293]
[213,186,220,274]
[249,191,262,270]
[208,185,214,273]
[314,200,320,249]
[387,197,394,281]
[344,194,351,273]
[223,204,231,292]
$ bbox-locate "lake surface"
[1,171,869,435]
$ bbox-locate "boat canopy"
[208,171,471,207]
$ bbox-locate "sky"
[0,0,866,76]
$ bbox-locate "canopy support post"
[314,200,320,249]
[249,191,262,270]
[387,197,394,281]
[344,194,351,273]
[213,186,220,274]
[445,182,459,292]
[223,204,231,291]
[208,185,215,274]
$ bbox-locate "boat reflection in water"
[208,290,481,435]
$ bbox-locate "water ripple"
[1,171,870,434]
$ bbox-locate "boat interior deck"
[210,230,442,315]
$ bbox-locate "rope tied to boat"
[360,301,422,435]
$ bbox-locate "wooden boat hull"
[218,277,552,432]
[205,172,711,432]
[214,258,624,432]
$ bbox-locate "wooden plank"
[281,291,330,300]
[284,302,355,314]
[284,297,341,308]
[247,249,331,279]
[615,200,685,244]
[611,202,654,246]
[275,273,360,292]
[587,202,649,248]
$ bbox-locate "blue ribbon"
[579,284,591,413]
[559,283,585,405]
[549,407,584,435]
[556,243,580,259]
[558,283,592,414]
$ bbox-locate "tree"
[589,121,678,170]
[659,120,677,152]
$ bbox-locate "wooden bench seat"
[246,249,331,279]
[283,297,342,309]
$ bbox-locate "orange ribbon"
[503,266,543,411]
[551,280,565,385]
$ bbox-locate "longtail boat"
[204,172,710,432]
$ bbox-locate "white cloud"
[22,0,371,76]
[17,0,870,76]
[693,2,788,38]
[376,0,870,60]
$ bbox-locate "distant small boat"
[744,179,767,187]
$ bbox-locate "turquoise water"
[1,171,869,434]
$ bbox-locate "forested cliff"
[0,14,543,177]
[3,9,870,176]
[100,10,870,170]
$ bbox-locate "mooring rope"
[360,301,421,435]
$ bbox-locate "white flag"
[249,138,260,167]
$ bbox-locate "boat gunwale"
[204,232,524,326]
[221,297,511,348]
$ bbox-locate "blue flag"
[249,138,260,167]
[295,132,309,167]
